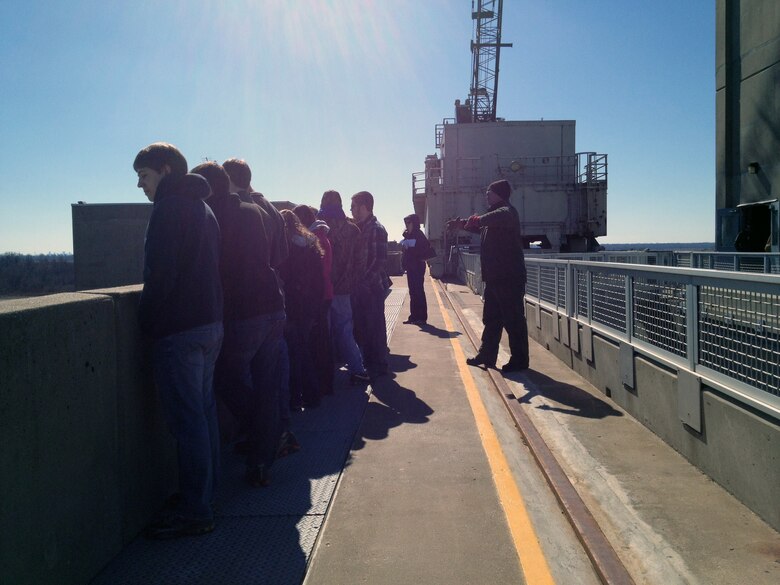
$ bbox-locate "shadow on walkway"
[512,370,623,419]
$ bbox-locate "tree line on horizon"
[0,253,74,295]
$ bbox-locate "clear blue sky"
[0,0,715,254]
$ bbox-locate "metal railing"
[545,250,780,274]
[674,252,780,274]
[459,252,780,419]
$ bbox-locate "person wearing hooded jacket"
[294,204,335,396]
[279,209,325,409]
[192,161,284,489]
[400,213,430,324]
[447,179,529,373]
[134,142,223,539]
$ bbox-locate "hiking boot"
[466,354,496,368]
[501,360,528,373]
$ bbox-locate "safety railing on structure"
[458,252,780,420]
[543,251,780,274]
[674,251,780,274]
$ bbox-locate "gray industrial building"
[716,0,780,252]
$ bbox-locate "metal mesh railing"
[699,286,780,396]
[632,278,687,357]
[539,264,557,306]
[526,261,540,298]
[557,266,567,309]
[577,270,588,318]
[591,272,627,333]
[457,249,780,417]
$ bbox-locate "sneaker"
[245,464,271,487]
[501,360,528,373]
[466,354,496,368]
[276,430,301,458]
[349,372,371,385]
[144,514,214,540]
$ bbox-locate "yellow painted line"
[430,277,556,585]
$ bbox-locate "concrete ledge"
[0,289,176,584]
[84,286,177,544]
[527,302,780,531]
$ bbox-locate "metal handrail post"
[686,283,699,371]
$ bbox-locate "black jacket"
[467,201,526,284]
[139,173,223,339]
[278,235,324,322]
[401,226,431,271]
[205,192,284,320]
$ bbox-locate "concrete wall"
[527,301,780,532]
[0,287,176,585]
[72,203,152,291]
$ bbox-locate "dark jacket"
[139,173,223,339]
[205,192,284,320]
[466,201,526,284]
[324,216,361,295]
[278,235,324,322]
[401,226,431,271]
[237,189,289,268]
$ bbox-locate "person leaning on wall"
[134,142,224,539]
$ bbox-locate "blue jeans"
[216,311,284,469]
[152,321,223,520]
[329,294,365,375]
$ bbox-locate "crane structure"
[413,0,609,275]
[469,0,512,122]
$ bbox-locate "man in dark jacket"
[134,142,224,539]
[222,158,288,268]
[318,190,369,384]
[222,157,298,457]
[191,162,284,488]
[448,179,529,372]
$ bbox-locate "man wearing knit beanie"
[488,179,511,200]
[446,179,529,373]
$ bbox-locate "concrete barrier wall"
[527,301,780,532]
[0,287,176,585]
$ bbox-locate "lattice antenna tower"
[469,0,512,122]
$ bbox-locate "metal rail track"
[436,279,636,585]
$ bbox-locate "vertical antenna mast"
[470,0,512,122]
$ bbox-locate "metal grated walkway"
[91,288,408,585]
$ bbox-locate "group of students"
[133,142,393,540]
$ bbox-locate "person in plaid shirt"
[350,191,391,377]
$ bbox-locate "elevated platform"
[91,276,779,585]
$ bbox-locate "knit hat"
[317,204,346,221]
[488,179,511,200]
